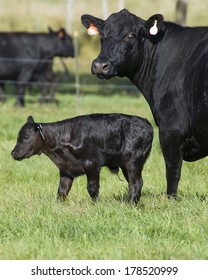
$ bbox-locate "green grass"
[0,93,208,260]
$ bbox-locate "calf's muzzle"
[11,149,23,161]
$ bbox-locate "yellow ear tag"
[88,24,99,35]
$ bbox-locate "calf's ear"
[81,14,103,35]
[27,116,35,123]
[144,14,164,36]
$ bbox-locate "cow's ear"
[48,26,53,33]
[81,14,103,36]
[145,14,164,36]
[58,28,65,39]
[27,116,35,123]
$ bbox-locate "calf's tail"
[109,167,123,181]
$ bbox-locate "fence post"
[118,0,125,10]
[66,0,74,33]
[102,0,109,19]
[175,0,188,25]
[73,31,80,109]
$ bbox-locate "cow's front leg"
[57,171,73,201]
[159,129,183,198]
[16,70,33,107]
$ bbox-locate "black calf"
[11,114,153,203]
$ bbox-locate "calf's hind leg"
[57,171,73,201]
[84,160,100,202]
[126,161,144,204]
[86,171,100,202]
[121,165,129,182]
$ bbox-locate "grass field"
[0,92,207,260]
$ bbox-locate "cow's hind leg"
[0,84,6,102]
[15,84,25,107]
[16,70,33,107]
[57,171,73,201]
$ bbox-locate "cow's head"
[11,116,45,161]
[81,9,164,79]
[49,27,75,58]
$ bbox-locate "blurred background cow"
[0,27,74,106]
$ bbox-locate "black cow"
[11,114,153,203]
[81,9,208,198]
[0,27,74,106]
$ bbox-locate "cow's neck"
[37,123,65,168]
[126,41,164,127]
[128,46,154,102]
[130,23,185,103]
[130,65,155,105]
[37,34,60,58]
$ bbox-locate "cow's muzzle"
[91,59,116,79]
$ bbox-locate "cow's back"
[0,33,46,78]
[0,33,40,57]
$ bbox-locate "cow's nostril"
[92,60,111,75]
[93,62,97,71]
[102,62,109,72]
[11,150,16,158]
[92,61,98,73]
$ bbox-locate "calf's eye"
[24,134,30,141]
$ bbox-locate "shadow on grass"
[112,190,207,206]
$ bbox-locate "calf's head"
[11,116,45,161]
[81,9,164,79]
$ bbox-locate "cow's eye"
[24,134,30,142]
[126,33,136,40]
